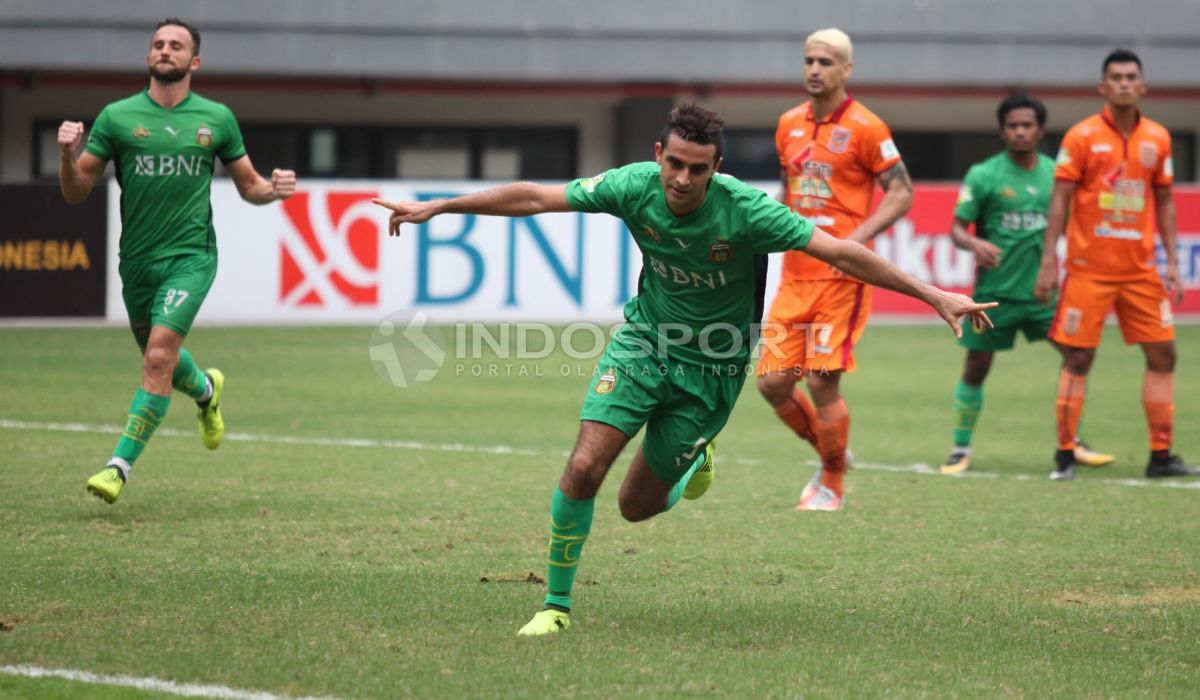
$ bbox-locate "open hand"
[373,199,441,236]
[932,291,998,339]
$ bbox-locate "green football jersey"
[567,162,815,365]
[954,151,1055,301]
[85,89,247,261]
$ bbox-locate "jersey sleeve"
[746,188,815,253]
[83,107,115,162]
[565,163,642,217]
[953,164,985,222]
[860,118,902,175]
[1054,126,1087,182]
[1155,132,1174,187]
[775,113,791,168]
[218,106,248,164]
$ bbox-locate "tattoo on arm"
[878,161,913,193]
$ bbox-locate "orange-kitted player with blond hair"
[757,28,914,511]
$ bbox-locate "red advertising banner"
[870,185,1200,318]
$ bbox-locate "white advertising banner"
[104,181,1200,325]
[106,180,664,324]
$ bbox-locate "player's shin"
[774,388,820,449]
[815,398,850,495]
[1055,370,1087,450]
[543,486,594,611]
[953,381,984,448]
[1143,370,1174,451]
[172,348,209,401]
[111,388,171,470]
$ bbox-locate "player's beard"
[149,62,189,84]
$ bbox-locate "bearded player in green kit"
[941,94,1112,474]
[58,18,296,503]
[376,104,997,636]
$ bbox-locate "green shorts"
[119,253,217,346]
[579,325,748,485]
[959,298,1054,352]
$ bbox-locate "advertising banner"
[2,184,107,317]
[103,181,1200,324]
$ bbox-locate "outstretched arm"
[847,161,913,245]
[373,182,571,236]
[804,227,996,338]
[58,121,107,205]
[225,155,296,204]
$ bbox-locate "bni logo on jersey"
[279,189,381,307]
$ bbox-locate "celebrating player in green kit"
[376,104,996,635]
[58,18,296,503]
[941,94,1112,474]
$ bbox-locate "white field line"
[0,664,342,700]
[4,418,1200,491]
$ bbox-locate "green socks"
[953,380,984,448]
[173,348,209,400]
[543,486,595,611]
[112,388,171,468]
[665,448,708,511]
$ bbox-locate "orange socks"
[1143,370,1174,451]
[1055,370,1087,450]
[774,389,819,448]
[815,399,850,495]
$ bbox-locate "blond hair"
[805,28,852,63]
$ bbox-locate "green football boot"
[86,466,125,504]
[517,609,571,636]
[198,369,225,450]
[683,441,716,500]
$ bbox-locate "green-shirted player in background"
[942,93,1113,474]
[376,104,996,636]
[58,18,297,503]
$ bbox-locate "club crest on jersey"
[827,127,851,154]
[708,238,732,263]
[132,126,151,139]
[196,126,213,148]
[641,225,661,242]
[595,367,617,394]
[1140,143,1158,168]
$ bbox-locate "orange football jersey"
[1055,105,1174,281]
[776,97,901,282]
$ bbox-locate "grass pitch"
[2,324,1198,699]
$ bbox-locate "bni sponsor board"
[103,181,1200,324]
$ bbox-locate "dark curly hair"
[659,103,725,161]
[996,93,1047,128]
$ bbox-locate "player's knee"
[756,373,792,405]
[561,454,607,498]
[1060,346,1093,374]
[1147,344,1176,373]
[142,345,178,377]
[617,495,657,523]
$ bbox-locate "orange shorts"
[1050,274,1175,348]
[757,279,872,376]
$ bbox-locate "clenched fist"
[58,121,85,153]
[271,169,296,200]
